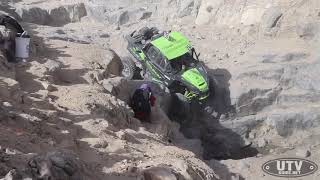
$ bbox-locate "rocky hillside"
[0,0,320,179]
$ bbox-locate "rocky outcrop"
[26,150,90,179]
[86,48,123,84]
[108,8,153,26]
[195,0,224,25]
[194,0,320,39]
[296,19,319,39]
[1,150,97,180]
[143,166,178,180]
[86,0,155,25]
[141,164,219,180]
[177,0,201,18]
[15,3,87,26]
[260,7,283,36]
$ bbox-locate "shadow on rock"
[55,65,89,85]
[2,150,101,180]
[168,66,258,160]
[201,118,259,160]
[206,66,235,118]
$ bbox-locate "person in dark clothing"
[130,83,156,122]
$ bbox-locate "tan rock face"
[15,2,87,26]
[143,167,177,180]
[241,8,266,26]
[85,47,123,83]
[195,0,224,25]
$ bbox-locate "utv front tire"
[121,57,136,79]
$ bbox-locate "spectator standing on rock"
[130,83,156,122]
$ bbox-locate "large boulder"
[105,49,124,77]
[15,3,87,26]
[85,2,108,23]
[240,8,266,26]
[1,150,98,180]
[88,48,123,83]
[195,0,223,25]
[281,62,320,92]
[177,0,201,18]
[196,0,267,26]
[296,20,319,39]
[15,7,50,25]
[264,107,320,137]
[225,50,320,144]
[143,167,178,180]
[108,8,153,26]
[138,159,219,180]
[26,150,88,180]
[43,59,63,77]
[178,0,194,18]
[260,7,283,35]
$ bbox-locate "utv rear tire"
[121,57,136,80]
[209,76,218,97]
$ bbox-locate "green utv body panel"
[131,47,142,60]
[182,68,208,92]
[139,52,146,61]
[146,61,161,79]
[151,31,190,60]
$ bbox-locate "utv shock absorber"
[184,90,197,101]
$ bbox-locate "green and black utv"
[122,27,212,103]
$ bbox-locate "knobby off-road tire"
[121,56,137,80]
